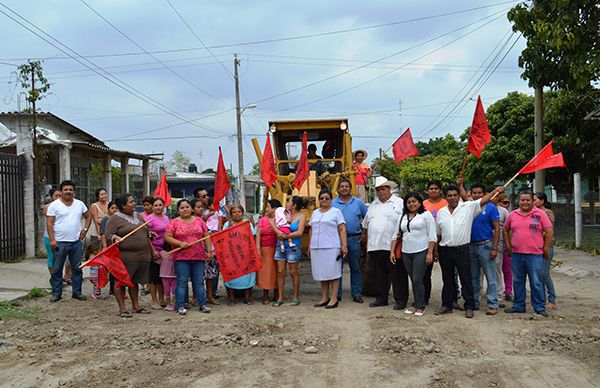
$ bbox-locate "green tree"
[508,1,600,90]
[166,150,191,173]
[461,92,535,185]
[249,163,261,175]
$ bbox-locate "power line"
[79,0,232,108]
[0,0,519,61]
[250,8,510,107]
[0,2,225,135]
[275,10,509,112]
[418,29,515,137]
[419,32,521,138]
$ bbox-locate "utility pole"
[30,62,37,146]
[534,86,544,193]
[234,54,245,208]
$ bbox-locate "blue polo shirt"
[471,203,500,242]
[332,195,368,234]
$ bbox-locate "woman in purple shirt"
[147,198,169,309]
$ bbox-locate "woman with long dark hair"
[390,192,436,316]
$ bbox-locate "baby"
[274,207,295,252]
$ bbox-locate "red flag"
[294,131,309,190]
[392,128,419,162]
[466,96,492,158]
[261,133,277,187]
[518,141,566,174]
[153,171,172,207]
[213,147,231,210]
[80,243,134,288]
[210,221,262,282]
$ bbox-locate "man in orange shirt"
[423,180,447,305]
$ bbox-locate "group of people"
[44,174,557,318]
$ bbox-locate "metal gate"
[0,153,25,260]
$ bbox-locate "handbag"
[393,214,404,260]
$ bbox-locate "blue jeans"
[175,260,206,309]
[512,253,545,313]
[470,241,498,309]
[542,246,556,304]
[337,236,361,299]
[51,241,84,297]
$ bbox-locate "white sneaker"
[177,307,187,315]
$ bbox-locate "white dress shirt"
[436,199,483,247]
[362,194,404,252]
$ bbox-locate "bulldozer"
[251,119,358,245]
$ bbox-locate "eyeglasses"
[319,197,331,201]
[502,201,510,205]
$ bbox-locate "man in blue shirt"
[332,178,368,303]
[469,183,501,315]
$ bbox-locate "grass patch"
[555,226,600,256]
[26,288,46,299]
[0,301,38,321]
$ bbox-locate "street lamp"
[236,102,256,209]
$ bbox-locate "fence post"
[574,172,582,248]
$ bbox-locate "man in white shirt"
[362,178,407,309]
[47,180,92,302]
[435,184,504,318]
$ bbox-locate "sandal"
[290,300,301,306]
[207,299,221,305]
[119,311,132,318]
[414,310,425,316]
[272,300,284,307]
[262,299,270,305]
[150,304,162,310]
[133,308,151,314]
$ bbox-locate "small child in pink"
[159,250,176,311]
[274,207,295,252]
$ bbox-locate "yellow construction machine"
[251,119,357,234]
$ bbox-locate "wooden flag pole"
[120,220,151,241]
[490,171,521,201]
[79,220,151,268]
[167,235,211,254]
[459,148,469,179]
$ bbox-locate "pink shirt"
[505,207,552,254]
[165,217,209,261]
[147,213,170,251]
[257,216,277,248]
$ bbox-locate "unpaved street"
[1,249,599,387]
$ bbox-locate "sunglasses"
[502,201,510,205]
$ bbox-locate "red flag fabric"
[80,243,134,287]
[466,96,492,158]
[97,266,109,289]
[518,141,566,174]
[392,128,419,162]
[210,221,262,282]
[213,147,231,210]
[153,171,172,207]
[261,133,277,187]
[294,131,309,190]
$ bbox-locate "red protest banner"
[466,96,491,158]
[210,221,262,282]
[80,243,134,287]
[153,171,172,207]
[261,132,278,187]
[294,131,309,190]
[392,128,419,162]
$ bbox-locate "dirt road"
[1,253,599,387]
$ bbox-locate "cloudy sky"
[0,0,531,172]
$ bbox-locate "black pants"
[438,245,475,310]
[369,250,409,307]
[423,263,433,304]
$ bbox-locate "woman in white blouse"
[390,192,437,316]
[308,189,348,309]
